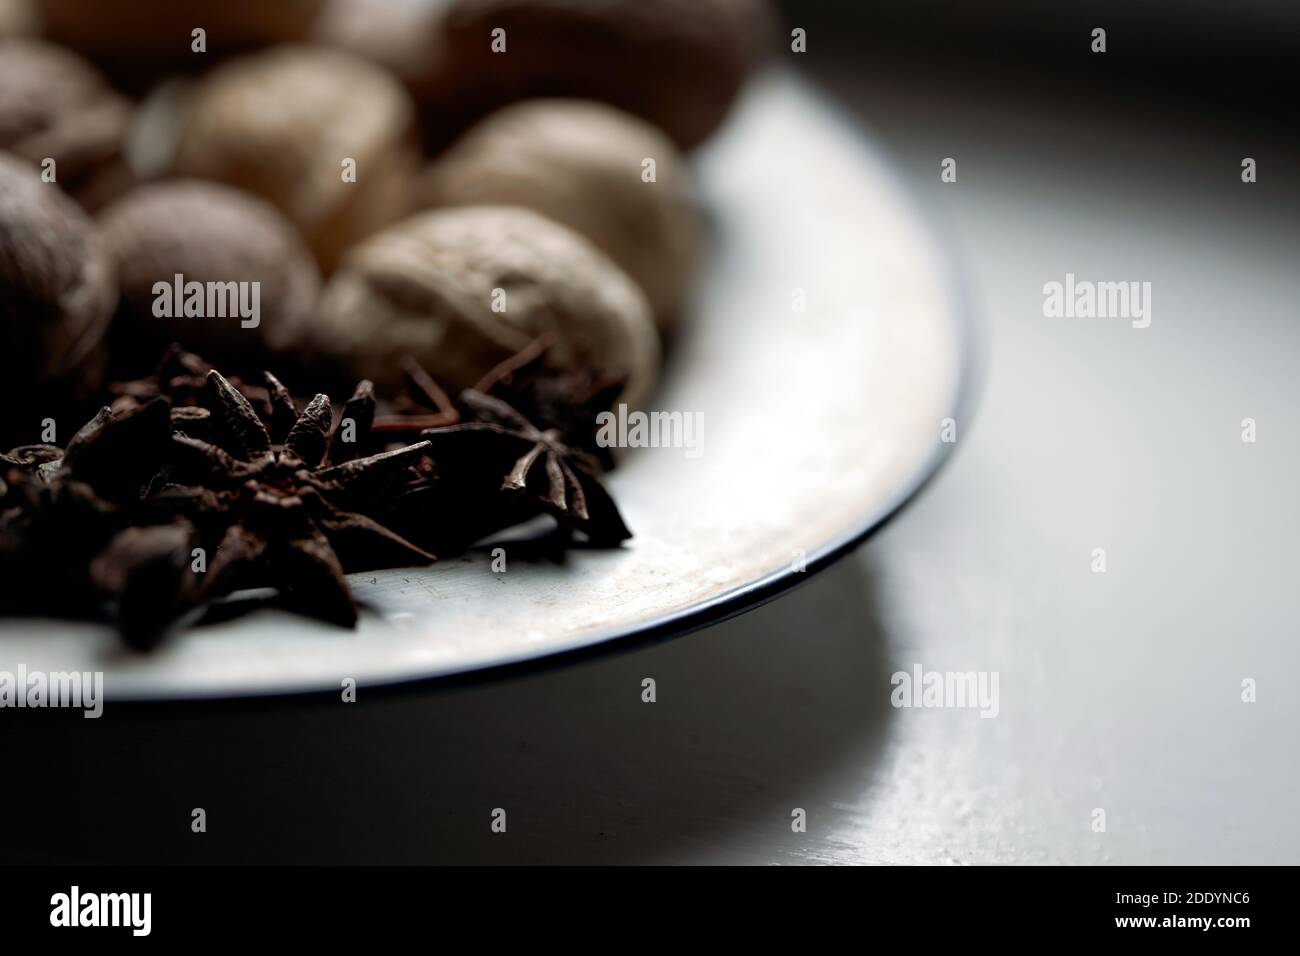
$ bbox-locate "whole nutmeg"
[412,100,700,329]
[0,150,116,431]
[171,45,420,272]
[97,181,321,372]
[38,0,324,93]
[313,0,449,95]
[428,0,774,150]
[305,206,660,407]
[0,0,36,39]
[0,39,134,211]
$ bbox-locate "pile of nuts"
[0,0,773,446]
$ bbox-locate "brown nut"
[428,0,774,150]
[38,0,324,93]
[0,150,116,426]
[411,99,700,329]
[313,0,450,94]
[171,45,420,272]
[0,39,135,212]
[97,180,321,371]
[0,0,37,39]
[305,206,660,407]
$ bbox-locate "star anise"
[3,343,636,649]
[418,388,631,547]
[470,333,629,469]
[109,344,273,443]
[0,464,121,621]
[0,401,196,646]
[148,369,436,629]
[362,338,632,552]
[366,336,627,469]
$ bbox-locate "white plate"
[0,71,975,699]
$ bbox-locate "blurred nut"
[172,45,420,273]
[0,150,116,420]
[0,39,135,211]
[429,0,774,150]
[412,100,700,329]
[38,0,324,93]
[97,181,321,368]
[313,0,449,94]
[306,206,660,407]
[0,0,36,39]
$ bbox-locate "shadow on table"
[3,555,895,864]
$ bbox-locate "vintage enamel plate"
[0,71,976,698]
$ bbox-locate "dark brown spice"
[150,369,436,628]
[472,332,629,468]
[417,388,631,547]
[1,343,633,648]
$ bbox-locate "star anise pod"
[109,343,213,405]
[471,334,629,468]
[0,465,122,621]
[419,388,631,547]
[367,337,627,469]
[109,344,272,443]
[0,445,64,501]
[59,396,174,502]
[0,395,172,532]
[1,402,203,648]
[147,369,435,628]
[89,521,202,650]
[369,339,632,552]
